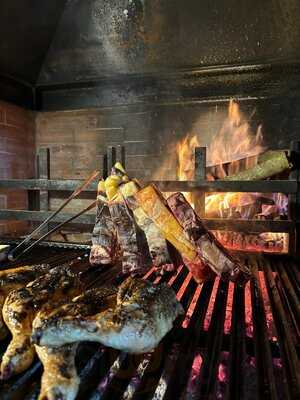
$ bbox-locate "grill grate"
[0,249,299,400]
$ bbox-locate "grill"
[0,245,298,400]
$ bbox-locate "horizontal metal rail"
[0,210,293,233]
[0,179,297,194]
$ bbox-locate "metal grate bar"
[0,251,298,400]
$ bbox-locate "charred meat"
[35,343,79,400]
[0,263,50,340]
[0,265,83,379]
[32,277,183,353]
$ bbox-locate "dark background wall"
[0,1,299,109]
[38,0,300,84]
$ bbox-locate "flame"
[175,99,288,252]
[176,135,200,181]
[176,135,200,203]
[207,99,264,169]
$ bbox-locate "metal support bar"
[107,146,116,176]
[194,147,206,217]
[0,179,296,193]
[37,147,50,233]
[116,145,125,168]
[0,210,294,233]
[289,141,300,254]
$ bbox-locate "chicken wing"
[32,277,184,353]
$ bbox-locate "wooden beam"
[0,179,297,194]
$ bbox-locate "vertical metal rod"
[116,145,125,168]
[194,147,206,217]
[288,141,300,254]
[37,147,50,234]
[107,146,116,175]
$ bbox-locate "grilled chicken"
[35,343,79,400]
[1,265,82,379]
[0,263,50,340]
[32,277,184,353]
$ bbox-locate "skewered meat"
[109,198,146,274]
[135,184,213,283]
[89,199,118,266]
[103,163,150,275]
[0,263,50,340]
[0,265,83,379]
[119,180,173,272]
[32,277,184,353]
[134,185,197,260]
[89,180,119,266]
[35,343,79,400]
[167,192,251,283]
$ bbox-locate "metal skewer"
[11,199,98,261]
[8,170,100,261]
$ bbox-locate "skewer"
[8,170,100,261]
[11,200,98,261]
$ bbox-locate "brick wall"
[35,107,177,216]
[35,99,300,221]
[0,100,35,235]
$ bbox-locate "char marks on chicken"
[32,277,184,354]
[35,343,79,400]
[0,263,50,340]
[1,264,83,379]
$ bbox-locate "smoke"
[91,0,145,73]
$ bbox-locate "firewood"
[223,150,290,181]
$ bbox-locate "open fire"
[175,100,289,253]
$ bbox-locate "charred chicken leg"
[35,343,79,400]
[1,265,82,379]
[0,263,50,340]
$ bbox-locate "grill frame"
[0,248,298,400]
[0,142,299,253]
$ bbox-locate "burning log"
[223,150,290,181]
[166,192,251,283]
[135,184,213,283]
[89,181,118,266]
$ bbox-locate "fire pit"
[0,2,299,398]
